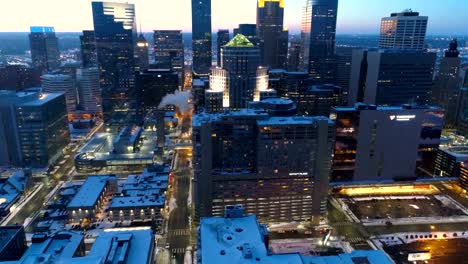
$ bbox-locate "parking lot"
[384,239,468,264]
[344,195,466,220]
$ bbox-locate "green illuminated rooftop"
[225,34,254,48]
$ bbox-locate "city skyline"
[0,0,466,35]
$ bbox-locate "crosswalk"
[171,247,186,254]
[169,229,190,236]
[348,237,366,244]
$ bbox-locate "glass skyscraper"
[91,1,136,123]
[191,0,212,75]
[301,0,338,80]
[29,26,60,73]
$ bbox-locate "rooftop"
[225,34,254,48]
[16,92,63,107]
[0,226,24,254]
[67,176,113,209]
[257,116,332,126]
[193,109,269,127]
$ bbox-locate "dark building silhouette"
[135,33,149,72]
[191,0,212,75]
[0,226,27,261]
[137,69,179,117]
[29,26,60,72]
[256,0,288,69]
[79,30,97,67]
[0,65,41,91]
[216,29,230,66]
[153,30,184,87]
[287,38,302,72]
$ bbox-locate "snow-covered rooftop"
[67,176,112,209]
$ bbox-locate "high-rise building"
[135,33,149,72]
[154,30,184,87]
[76,67,102,117]
[287,38,302,72]
[208,34,269,110]
[92,1,136,122]
[432,40,462,127]
[29,26,60,72]
[348,49,436,106]
[41,73,78,116]
[136,69,179,116]
[79,30,97,67]
[379,10,428,50]
[233,24,258,45]
[334,46,356,104]
[0,65,41,91]
[0,226,27,261]
[290,84,342,116]
[456,88,468,137]
[191,0,212,75]
[256,0,288,69]
[192,109,334,223]
[216,29,230,66]
[301,0,338,81]
[330,104,444,182]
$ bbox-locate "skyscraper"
[379,10,428,50]
[287,38,302,71]
[301,0,338,80]
[76,67,102,118]
[191,0,212,75]
[208,34,268,109]
[233,24,258,45]
[216,29,230,66]
[41,73,78,116]
[192,109,334,222]
[79,30,97,67]
[136,69,179,115]
[91,1,136,122]
[432,40,462,127]
[256,0,288,69]
[153,30,184,87]
[349,49,436,106]
[29,26,60,72]
[135,33,149,72]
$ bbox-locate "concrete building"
[67,176,117,223]
[0,226,27,261]
[5,228,155,264]
[432,40,462,127]
[379,10,428,50]
[29,26,60,72]
[192,109,334,223]
[108,166,168,223]
[76,67,102,118]
[197,205,393,264]
[256,0,288,69]
[348,49,436,106]
[41,73,78,115]
[330,104,444,183]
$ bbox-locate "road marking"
[171,248,186,254]
[169,229,190,236]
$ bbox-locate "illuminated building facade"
[76,67,102,118]
[135,33,149,72]
[192,109,334,223]
[330,104,444,182]
[92,1,136,122]
[209,34,269,110]
[191,0,212,75]
[41,73,77,116]
[29,26,60,72]
[301,0,338,81]
[256,0,288,69]
[379,10,428,50]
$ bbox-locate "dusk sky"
[1,0,467,35]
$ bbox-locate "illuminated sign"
[389,115,416,122]
[289,172,308,176]
[408,252,431,261]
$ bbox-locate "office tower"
[379,10,428,50]
[192,109,334,223]
[135,33,149,72]
[0,65,41,91]
[334,46,355,104]
[268,70,311,98]
[0,226,27,261]
[432,40,462,127]
[92,1,136,122]
[216,29,230,66]
[136,69,179,116]
[79,30,97,67]
[287,38,302,71]
[191,0,212,75]
[0,90,69,168]
[348,49,436,106]
[290,84,342,116]
[256,0,288,69]
[330,104,443,182]
[457,88,468,137]
[29,26,60,72]
[153,30,184,87]
[41,73,78,116]
[76,67,102,117]
[192,77,210,111]
[301,0,338,80]
[208,34,269,109]
[234,23,258,45]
